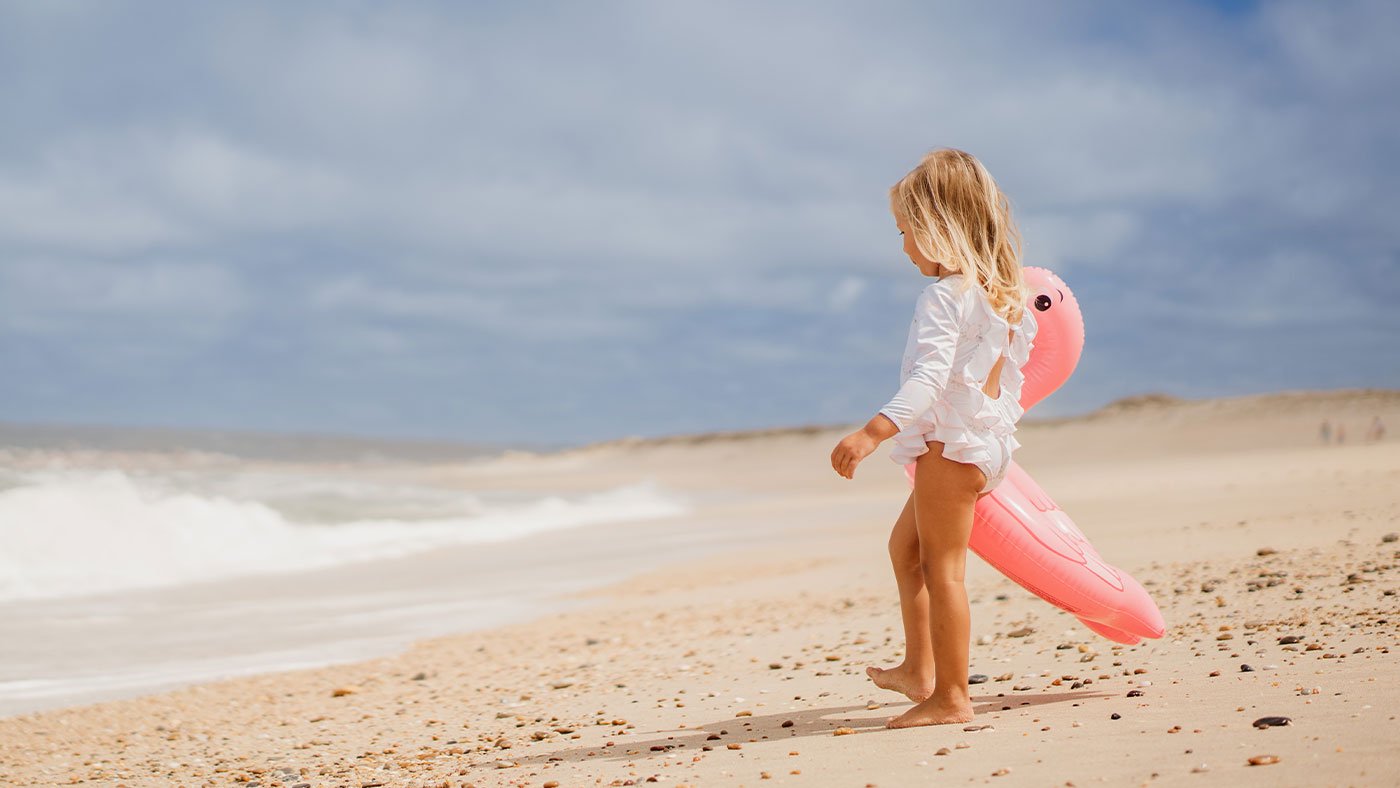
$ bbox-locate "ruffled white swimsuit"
[878,274,1037,493]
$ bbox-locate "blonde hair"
[890,148,1026,324]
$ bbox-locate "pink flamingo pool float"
[904,267,1166,645]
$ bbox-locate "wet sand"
[1,389,1397,786]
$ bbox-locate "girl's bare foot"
[865,664,935,703]
[885,690,974,728]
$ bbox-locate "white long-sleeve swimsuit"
[878,274,1038,481]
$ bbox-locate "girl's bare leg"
[887,442,981,728]
[866,492,937,702]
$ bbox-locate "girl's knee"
[888,529,918,557]
[919,559,966,588]
[889,543,922,579]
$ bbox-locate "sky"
[1,1,1396,446]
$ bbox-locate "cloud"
[0,1,1395,442]
[0,258,246,330]
[827,277,867,312]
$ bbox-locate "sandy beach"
[2,389,1398,787]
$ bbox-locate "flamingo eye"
[1034,294,1052,311]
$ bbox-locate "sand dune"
[1,389,1397,786]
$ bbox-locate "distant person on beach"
[1368,417,1386,442]
[1320,419,1331,444]
[830,148,1034,728]
[1337,424,1346,444]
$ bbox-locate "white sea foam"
[0,469,685,602]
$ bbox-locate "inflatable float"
[904,267,1165,645]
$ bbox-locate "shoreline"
[4,387,1394,466]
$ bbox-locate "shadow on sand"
[492,690,1110,769]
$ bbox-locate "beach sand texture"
[2,389,1397,787]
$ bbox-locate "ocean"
[0,423,694,716]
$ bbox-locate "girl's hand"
[831,414,899,479]
[831,430,878,479]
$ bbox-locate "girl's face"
[894,213,944,277]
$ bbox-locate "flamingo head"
[1018,266,1085,413]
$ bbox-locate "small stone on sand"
[1252,716,1292,729]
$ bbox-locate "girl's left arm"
[830,282,965,479]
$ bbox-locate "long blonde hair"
[889,148,1026,324]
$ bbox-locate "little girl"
[829,148,1036,729]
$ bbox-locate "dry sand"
[2,389,1398,787]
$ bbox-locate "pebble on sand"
[1252,716,1292,729]
[330,686,360,697]
[833,727,856,736]
[1247,755,1281,766]
[969,674,989,684]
